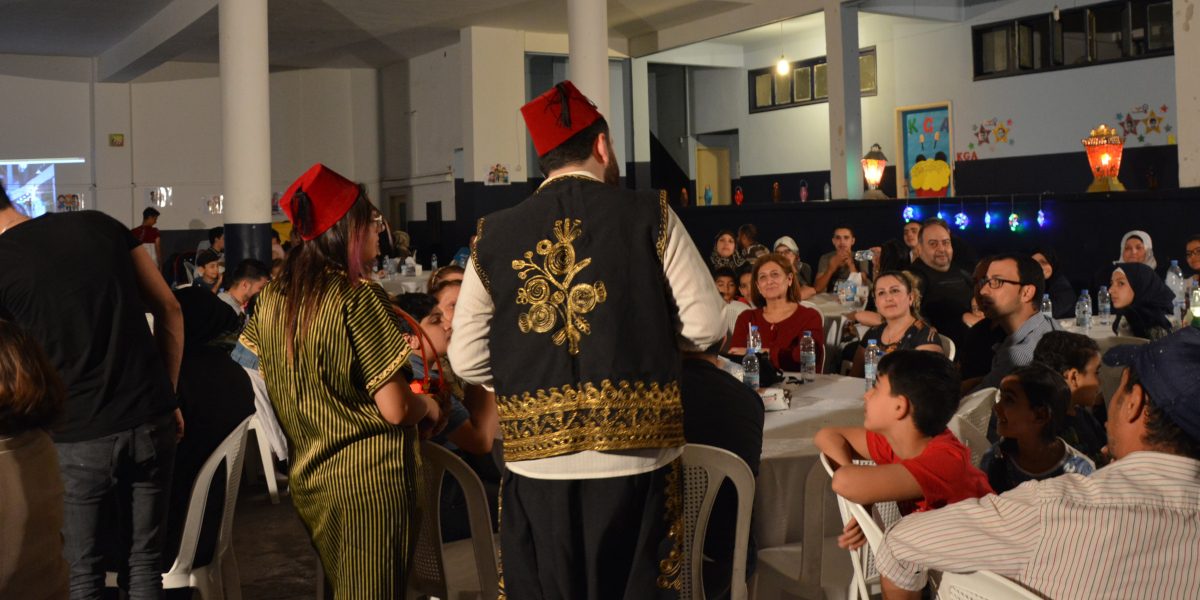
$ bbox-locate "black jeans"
[56,413,177,600]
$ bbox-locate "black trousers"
[500,463,681,600]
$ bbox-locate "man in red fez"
[449,81,725,599]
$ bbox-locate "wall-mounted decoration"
[967,117,1015,154]
[680,188,689,207]
[771,182,781,203]
[895,102,954,198]
[55,193,85,212]
[1114,103,1173,145]
[206,194,224,215]
[734,187,744,206]
[703,185,713,206]
[146,186,173,208]
[485,164,510,186]
[108,134,125,147]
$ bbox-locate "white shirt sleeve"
[447,257,494,386]
[662,208,727,352]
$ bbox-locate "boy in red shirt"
[815,350,993,549]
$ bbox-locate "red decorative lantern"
[861,143,888,200]
[734,186,744,206]
[1082,124,1125,192]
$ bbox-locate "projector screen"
[2,160,85,217]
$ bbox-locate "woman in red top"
[730,253,825,371]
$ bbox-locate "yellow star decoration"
[993,123,1009,144]
[512,218,607,355]
[1143,111,1162,134]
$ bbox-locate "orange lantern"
[861,143,888,199]
[1082,124,1125,192]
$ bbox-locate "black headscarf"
[709,230,747,271]
[1109,262,1174,339]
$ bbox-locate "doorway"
[695,146,731,206]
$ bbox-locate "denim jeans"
[56,412,177,600]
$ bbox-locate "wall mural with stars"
[960,117,1016,161]
[1115,103,1175,146]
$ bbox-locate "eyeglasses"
[976,277,1024,290]
[1186,249,1200,259]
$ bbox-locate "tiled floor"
[233,482,318,599]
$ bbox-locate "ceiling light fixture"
[776,22,789,75]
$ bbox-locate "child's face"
[419,308,450,356]
[1067,354,1103,408]
[994,375,1048,440]
[738,272,753,300]
[863,373,900,433]
[715,275,736,302]
[201,262,220,280]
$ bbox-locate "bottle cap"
[1043,293,1049,299]
[868,339,878,345]
[803,330,812,336]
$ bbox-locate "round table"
[377,274,427,295]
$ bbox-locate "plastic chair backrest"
[941,336,957,362]
[949,387,999,467]
[408,442,499,600]
[167,416,252,577]
[936,570,1042,599]
[819,454,903,599]
[678,444,755,600]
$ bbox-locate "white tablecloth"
[1057,319,1120,341]
[378,274,427,295]
[756,374,866,548]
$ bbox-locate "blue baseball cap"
[1103,327,1200,442]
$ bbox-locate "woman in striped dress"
[240,164,442,598]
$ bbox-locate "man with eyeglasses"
[1185,234,1200,284]
[908,218,975,347]
[967,253,1060,393]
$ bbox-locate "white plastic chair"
[246,415,282,504]
[936,570,1041,599]
[678,444,755,600]
[819,454,903,600]
[948,387,999,467]
[753,459,843,600]
[940,336,957,362]
[407,442,499,600]
[107,417,252,599]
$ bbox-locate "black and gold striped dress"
[240,270,418,599]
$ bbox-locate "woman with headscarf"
[239,164,442,596]
[1107,262,1175,340]
[1031,246,1075,319]
[1117,230,1157,270]
[709,229,747,271]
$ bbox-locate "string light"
[954,212,969,230]
[902,205,920,222]
[1009,212,1020,232]
[1037,209,1046,227]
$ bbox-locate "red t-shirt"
[866,429,994,514]
[130,225,160,244]
[729,305,825,372]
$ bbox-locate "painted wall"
[0,55,381,230]
[683,0,1177,181]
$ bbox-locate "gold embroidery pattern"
[471,217,491,294]
[657,459,684,591]
[511,218,607,356]
[656,189,669,262]
[497,379,684,462]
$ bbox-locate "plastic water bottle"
[1075,289,1092,329]
[800,331,817,383]
[1190,280,1200,328]
[742,350,760,390]
[747,325,762,354]
[1097,286,1112,326]
[431,253,439,271]
[1040,293,1054,319]
[1167,260,1186,324]
[864,340,881,391]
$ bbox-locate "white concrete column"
[824,1,863,200]
[1175,0,1199,187]
[219,0,272,262]
[568,0,611,118]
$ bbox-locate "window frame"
[971,0,1172,81]
[747,47,877,114]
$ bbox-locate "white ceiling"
[0,0,753,74]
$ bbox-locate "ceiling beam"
[96,0,218,82]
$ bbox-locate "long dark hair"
[0,320,64,434]
[278,188,376,355]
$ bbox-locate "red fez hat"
[521,80,604,157]
[280,163,360,241]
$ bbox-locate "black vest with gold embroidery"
[471,176,683,462]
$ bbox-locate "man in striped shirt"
[876,327,1200,599]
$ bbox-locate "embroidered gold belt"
[497,379,684,462]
